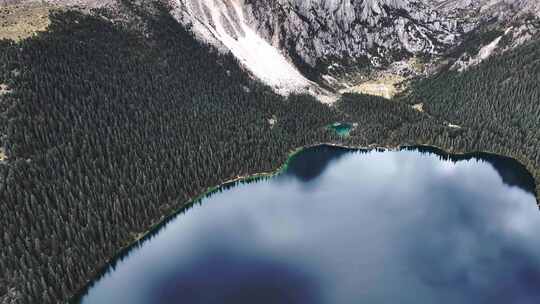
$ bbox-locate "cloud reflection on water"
[78,147,540,304]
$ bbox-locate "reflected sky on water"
[77,146,540,304]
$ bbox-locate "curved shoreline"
[70,142,539,303]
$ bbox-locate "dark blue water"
[77,146,540,304]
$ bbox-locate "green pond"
[328,122,353,137]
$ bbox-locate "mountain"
[431,0,540,71]
[1,1,540,304]
[0,0,113,7]
[5,0,538,95]
[168,0,539,94]
[244,0,460,67]
[168,0,328,99]
[433,0,540,20]
[169,0,462,95]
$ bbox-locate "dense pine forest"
[0,1,539,304]
[404,40,540,204]
[0,4,344,303]
[336,54,540,201]
[337,91,540,202]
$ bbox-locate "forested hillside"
[1,1,540,304]
[336,91,540,203]
[0,4,343,303]
[404,39,540,203]
[335,56,540,201]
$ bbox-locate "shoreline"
[70,141,540,303]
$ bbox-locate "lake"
[76,145,540,304]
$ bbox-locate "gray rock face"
[432,0,540,20]
[433,0,540,70]
[6,0,537,96]
[0,0,114,7]
[243,0,461,68]
[166,0,465,96]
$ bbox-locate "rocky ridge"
[167,0,466,98]
[2,0,540,96]
[244,0,461,68]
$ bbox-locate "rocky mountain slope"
[1,2,540,304]
[169,0,463,96]
[4,0,539,97]
[244,0,460,67]
[167,0,540,96]
[433,0,540,20]
[431,0,540,71]
[0,0,113,7]
[168,0,331,100]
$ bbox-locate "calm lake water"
[76,146,540,304]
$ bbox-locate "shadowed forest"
[0,2,539,303]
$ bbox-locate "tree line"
[1,1,539,303]
[404,37,540,204]
[0,3,343,303]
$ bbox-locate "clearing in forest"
[0,3,54,41]
[341,74,405,99]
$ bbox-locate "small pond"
[328,123,353,137]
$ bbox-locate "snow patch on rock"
[477,35,502,60]
[452,35,502,71]
[169,0,334,102]
[245,0,461,68]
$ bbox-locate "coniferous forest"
[0,5,343,303]
[0,2,539,304]
[404,40,540,203]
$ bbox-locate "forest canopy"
[0,1,539,304]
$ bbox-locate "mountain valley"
[1,1,540,303]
